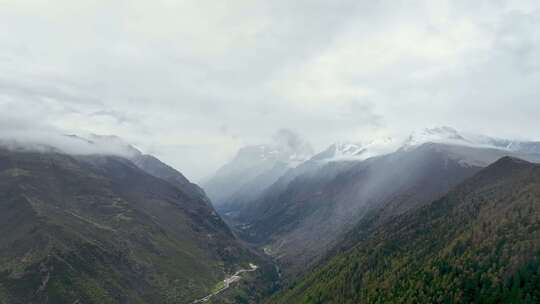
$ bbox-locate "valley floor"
[191,264,259,303]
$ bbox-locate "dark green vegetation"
[0,148,269,304]
[270,157,540,303]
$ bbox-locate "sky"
[1,0,540,180]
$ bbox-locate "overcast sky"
[1,0,539,180]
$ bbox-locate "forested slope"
[270,157,540,303]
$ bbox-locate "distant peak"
[331,142,365,155]
[400,126,540,153]
[402,126,466,149]
[233,142,313,166]
[312,137,397,162]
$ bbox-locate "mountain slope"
[131,153,210,204]
[270,156,540,303]
[201,127,540,281]
[0,148,256,304]
[231,140,540,277]
[236,143,486,275]
[203,142,313,214]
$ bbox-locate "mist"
[0,119,139,158]
[2,0,540,180]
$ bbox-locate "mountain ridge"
[0,147,265,304]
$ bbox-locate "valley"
[4,1,540,302]
[192,263,259,304]
[1,127,540,304]
[206,128,540,274]
[203,127,540,302]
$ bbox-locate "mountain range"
[2,126,540,303]
[203,132,313,220]
[203,127,540,278]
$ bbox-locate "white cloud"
[1,0,539,180]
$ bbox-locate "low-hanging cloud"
[272,129,314,156]
[1,0,540,180]
[0,117,139,157]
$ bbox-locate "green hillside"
[270,157,540,303]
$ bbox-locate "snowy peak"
[504,141,540,154]
[312,138,397,162]
[234,143,313,167]
[311,126,540,164]
[401,126,469,150]
[401,126,540,154]
[331,142,366,158]
[230,130,314,167]
[312,142,364,161]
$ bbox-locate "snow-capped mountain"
[401,126,469,150]
[234,144,313,168]
[312,138,398,162]
[308,125,539,165]
[204,126,540,226]
[401,126,540,154]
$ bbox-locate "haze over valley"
[2,1,540,303]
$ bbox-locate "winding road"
[191,263,258,303]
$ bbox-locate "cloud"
[1,0,540,180]
[0,117,138,157]
[89,110,138,125]
[272,129,314,155]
